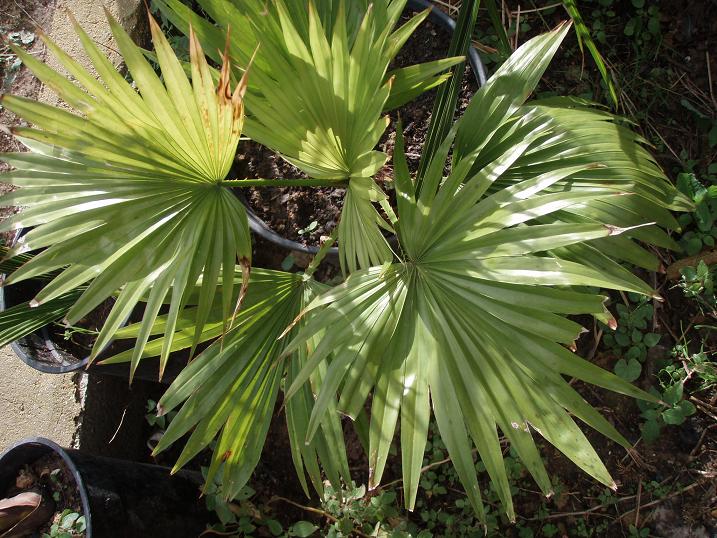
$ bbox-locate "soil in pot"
[2,452,85,537]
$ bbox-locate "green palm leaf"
[153,0,463,273]
[0,13,252,380]
[125,267,352,501]
[284,25,685,526]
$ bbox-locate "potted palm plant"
[0,0,474,379]
[0,0,692,527]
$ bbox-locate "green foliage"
[417,0,479,180]
[678,261,717,313]
[0,29,34,92]
[602,293,661,382]
[144,399,177,430]
[148,0,191,62]
[562,0,618,107]
[585,0,661,57]
[637,367,697,444]
[680,99,717,152]
[41,509,86,538]
[321,483,405,537]
[676,172,717,256]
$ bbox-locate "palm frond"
[154,0,463,273]
[0,12,251,380]
[133,269,351,501]
[284,25,684,525]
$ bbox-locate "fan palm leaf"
[0,12,252,380]
[283,24,690,525]
[102,264,351,501]
[153,0,464,273]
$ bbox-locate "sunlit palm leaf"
[0,12,251,380]
[284,25,686,525]
[122,268,351,500]
[154,0,463,273]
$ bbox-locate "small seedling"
[676,173,717,256]
[678,261,717,313]
[602,294,661,382]
[145,399,177,430]
[41,509,86,538]
[297,221,319,236]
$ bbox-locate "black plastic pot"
[0,276,186,383]
[244,0,487,256]
[0,438,213,538]
[0,230,185,382]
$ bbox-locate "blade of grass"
[562,0,618,107]
[416,0,481,189]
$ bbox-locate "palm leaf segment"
[102,266,351,502]
[155,0,463,273]
[284,25,691,524]
[0,13,251,379]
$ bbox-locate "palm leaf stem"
[219,178,348,188]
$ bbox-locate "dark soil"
[4,452,84,537]
[235,142,345,248]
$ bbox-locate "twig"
[430,0,460,15]
[199,529,242,537]
[634,480,642,527]
[690,396,717,421]
[381,450,475,490]
[619,480,706,521]
[509,2,562,14]
[380,436,508,490]
[514,5,521,50]
[646,123,682,164]
[706,51,716,109]
[688,423,717,459]
[526,503,617,521]
[658,313,681,343]
[108,406,128,444]
[12,0,42,29]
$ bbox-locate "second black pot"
[0,280,186,383]
[0,437,213,538]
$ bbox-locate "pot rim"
[0,229,91,374]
